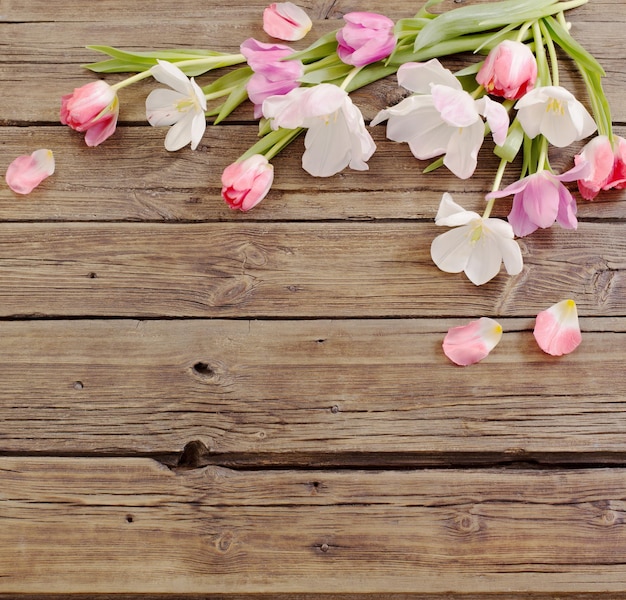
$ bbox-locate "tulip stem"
[539,18,559,86]
[340,66,364,91]
[110,70,153,91]
[483,157,508,219]
[110,55,246,92]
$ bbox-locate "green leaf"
[413,0,558,52]
[299,64,353,84]
[541,16,605,76]
[212,83,250,124]
[84,45,244,75]
[202,66,252,96]
[288,31,339,63]
[494,119,525,163]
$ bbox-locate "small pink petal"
[5,149,55,195]
[263,2,312,41]
[533,299,582,356]
[443,317,503,366]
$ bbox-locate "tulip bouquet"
[5,0,622,364]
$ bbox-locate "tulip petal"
[443,120,484,179]
[263,2,312,41]
[443,317,503,366]
[398,59,461,94]
[5,149,55,195]
[533,299,582,356]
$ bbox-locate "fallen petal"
[533,299,582,356]
[443,317,503,366]
[5,149,55,195]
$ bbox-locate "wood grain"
[0,222,622,318]
[2,0,626,597]
[4,458,626,595]
[0,318,623,458]
[0,126,624,222]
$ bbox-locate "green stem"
[482,157,508,219]
[532,20,551,86]
[111,54,245,91]
[340,66,364,91]
[111,70,153,91]
[265,128,304,161]
[539,18,559,86]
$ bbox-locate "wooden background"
[1,0,625,597]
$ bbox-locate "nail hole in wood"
[73,381,84,390]
[126,514,134,523]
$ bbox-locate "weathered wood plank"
[1,2,625,123]
[4,458,626,594]
[0,222,621,318]
[0,318,623,457]
[1,126,624,222]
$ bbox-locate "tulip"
[515,85,597,148]
[263,83,376,177]
[336,12,396,67]
[5,149,55,195]
[221,154,274,211]
[486,162,590,237]
[533,299,582,356]
[443,317,503,366]
[60,80,119,147]
[476,40,537,100]
[145,60,207,151]
[372,59,509,179]
[575,135,626,200]
[240,39,303,119]
[430,193,523,286]
[263,2,312,41]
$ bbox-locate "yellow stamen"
[546,97,565,116]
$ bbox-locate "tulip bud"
[476,40,537,100]
[336,12,396,67]
[575,135,626,200]
[221,155,274,211]
[60,80,119,146]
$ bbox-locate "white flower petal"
[302,118,351,177]
[164,111,195,151]
[498,237,524,276]
[430,226,473,274]
[151,60,192,95]
[443,121,484,179]
[189,111,207,150]
[398,59,462,94]
[146,89,187,126]
[463,229,504,285]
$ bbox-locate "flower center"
[546,97,565,116]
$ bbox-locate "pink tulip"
[476,40,537,100]
[221,154,274,211]
[486,162,590,237]
[575,135,626,200]
[443,317,503,366]
[336,12,396,67]
[5,149,55,195]
[241,38,303,118]
[263,2,312,41]
[533,299,582,356]
[60,80,119,146]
